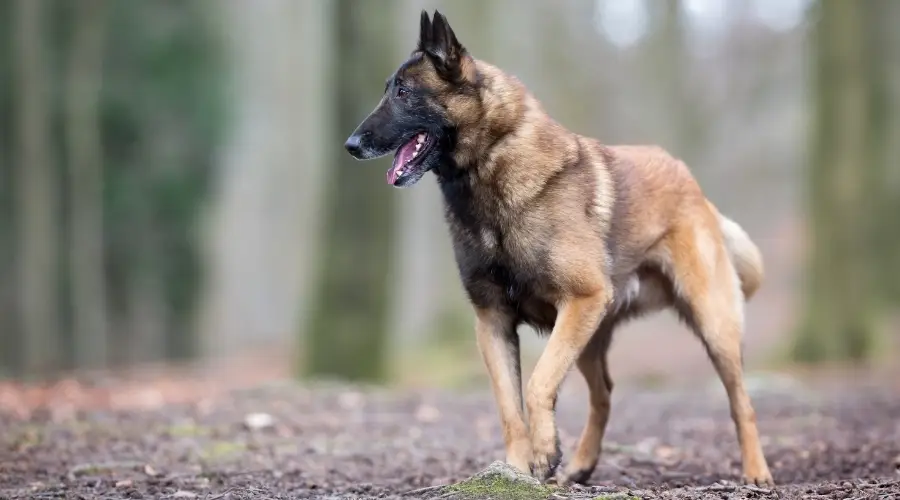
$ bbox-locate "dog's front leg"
[526,290,609,481]
[475,307,532,474]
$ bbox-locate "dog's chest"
[450,219,558,329]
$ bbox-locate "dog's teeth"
[412,151,418,158]
[415,143,422,151]
[417,134,425,144]
[396,168,403,176]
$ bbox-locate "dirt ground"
[2,367,899,500]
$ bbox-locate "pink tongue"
[387,138,419,184]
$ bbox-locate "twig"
[695,484,736,492]
[206,487,236,500]
[743,484,774,495]
[66,460,145,481]
[402,484,448,497]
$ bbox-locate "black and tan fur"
[344,10,774,487]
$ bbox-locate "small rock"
[415,404,441,423]
[338,391,364,409]
[654,445,677,460]
[171,491,197,499]
[470,461,541,486]
[115,479,133,488]
[143,464,159,477]
[243,412,275,430]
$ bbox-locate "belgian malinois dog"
[344,10,774,487]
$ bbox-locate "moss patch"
[165,422,212,437]
[435,461,559,500]
[199,440,246,461]
[447,474,557,500]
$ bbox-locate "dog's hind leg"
[555,320,614,485]
[662,224,774,486]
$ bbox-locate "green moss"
[199,441,245,460]
[447,473,558,500]
[165,422,211,437]
[8,424,44,451]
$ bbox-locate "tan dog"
[344,10,773,487]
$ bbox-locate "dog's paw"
[528,439,562,482]
[505,440,534,477]
[554,465,594,486]
[741,468,775,488]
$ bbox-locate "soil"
[2,372,899,499]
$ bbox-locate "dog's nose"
[344,134,363,157]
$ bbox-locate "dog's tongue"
[387,138,419,184]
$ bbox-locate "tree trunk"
[643,0,705,161]
[66,0,110,370]
[303,0,397,382]
[865,0,900,304]
[199,0,332,359]
[791,1,876,362]
[14,0,61,378]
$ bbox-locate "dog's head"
[343,10,479,188]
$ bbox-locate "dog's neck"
[434,60,581,230]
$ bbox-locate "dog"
[343,10,774,487]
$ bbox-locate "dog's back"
[597,143,764,302]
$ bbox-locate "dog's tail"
[708,201,764,301]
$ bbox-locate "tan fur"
[444,60,772,486]
[349,11,773,487]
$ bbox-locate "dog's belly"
[513,269,674,334]
[610,268,674,319]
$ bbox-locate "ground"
[2,366,899,500]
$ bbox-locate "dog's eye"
[396,87,409,98]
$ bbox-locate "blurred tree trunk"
[200,0,331,359]
[792,1,876,362]
[866,0,900,304]
[66,0,110,370]
[14,0,61,377]
[643,0,705,162]
[0,1,17,376]
[303,0,397,381]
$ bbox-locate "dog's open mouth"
[387,132,434,186]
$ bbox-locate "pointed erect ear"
[419,10,467,82]
[417,10,432,52]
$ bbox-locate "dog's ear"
[417,10,432,52]
[420,10,467,82]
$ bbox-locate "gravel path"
[2,374,899,499]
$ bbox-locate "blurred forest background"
[1,0,898,392]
